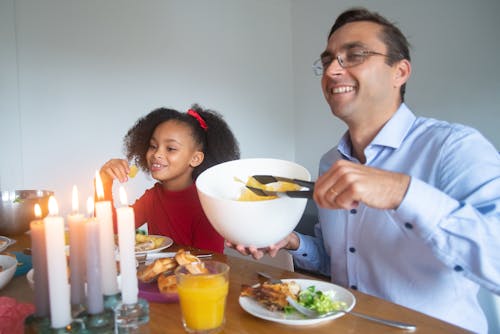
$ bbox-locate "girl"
[99,104,240,253]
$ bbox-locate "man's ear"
[190,151,204,168]
[394,59,411,87]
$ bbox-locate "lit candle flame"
[87,196,94,217]
[34,203,42,218]
[72,185,79,213]
[119,186,128,206]
[48,196,59,216]
[95,171,104,200]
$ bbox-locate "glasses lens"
[342,49,369,68]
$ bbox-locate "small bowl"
[0,190,53,236]
[0,254,18,289]
[196,158,310,247]
[0,236,14,252]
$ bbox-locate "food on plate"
[137,249,207,294]
[296,285,347,314]
[157,272,177,294]
[135,234,165,252]
[137,257,177,283]
[236,176,301,201]
[240,280,300,311]
[241,281,346,315]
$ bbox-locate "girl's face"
[146,120,204,191]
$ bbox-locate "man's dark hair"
[329,8,411,101]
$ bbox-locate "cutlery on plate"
[286,296,416,331]
[136,252,212,264]
[256,271,283,284]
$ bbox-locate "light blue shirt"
[291,103,500,333]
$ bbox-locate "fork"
[286,296,416,331]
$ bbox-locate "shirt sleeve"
[394,128,500,293]
[289,224,331,277]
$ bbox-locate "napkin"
[12,252,32,277]
[0,297,35,334]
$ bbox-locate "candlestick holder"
[103,292,121,311]
[27,318,87,333]
[25,314,51,333]
[114,298,149,333]
[79,308,115,333]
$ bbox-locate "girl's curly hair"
[123,104,240,180]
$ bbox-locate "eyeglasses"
[312,48,389,76]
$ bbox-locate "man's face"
[320,21,402,125]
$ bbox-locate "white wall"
[0,0,294,210]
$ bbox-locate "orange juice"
[176,261,229,333]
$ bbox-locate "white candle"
[85,197,104,314]
[68,185,86,306]
[30,204,50,317]
[94,171,119,296]
[44,196,72,328]
[116,186,138,304]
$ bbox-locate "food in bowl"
[0,254,18,289]
[196,158,310,247]
[237,176,301,201]
[0,190,53,236]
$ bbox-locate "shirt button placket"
[346,209,358,292]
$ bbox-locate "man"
[235,8,500,333]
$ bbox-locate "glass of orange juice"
[175,261,229,334]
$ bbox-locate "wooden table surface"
[2,234,471,334]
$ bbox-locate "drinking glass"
[175,261,229,334]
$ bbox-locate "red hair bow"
[187,109,208,131]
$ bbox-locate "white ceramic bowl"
[196,158,310,247]
[0,254,18,289]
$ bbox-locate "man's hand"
[314,159,410,210]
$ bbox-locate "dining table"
[2,233,472,334]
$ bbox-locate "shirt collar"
[337,103,416,160]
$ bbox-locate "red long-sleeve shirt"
[102,181,224,253]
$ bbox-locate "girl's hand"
[100,159,131,183]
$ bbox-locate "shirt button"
[301,253,307,257]
[349,247,356,253]
[350,208,357,214]
[454,265,464,272]
[350,285,357,290]
[404,222,413,229]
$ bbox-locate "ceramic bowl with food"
[0,190,53,236]
[0,254,18,289]
[196,158,310,247]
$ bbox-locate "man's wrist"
[285,232,300,251]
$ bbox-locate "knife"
[135,252,212,264]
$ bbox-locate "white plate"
[239,278,356,326]
[135,235,173,255]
